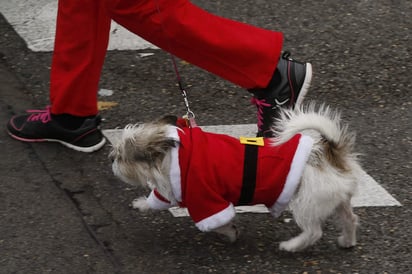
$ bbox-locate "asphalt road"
[0,1,411,273]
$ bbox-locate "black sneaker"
[249,52,312,137]
[6,106,106,153]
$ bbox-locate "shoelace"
[250,97,271,130]
[26,106,52,123]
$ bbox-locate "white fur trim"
[147,191,172,210]
[167,126,182,202]
[195,204,236,232]
[270,135,314,217]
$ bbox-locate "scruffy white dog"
[110,104,362,252]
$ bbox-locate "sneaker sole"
[295,62,313,108]
[7,131,106,153]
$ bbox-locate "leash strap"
[169,47,197,127]
[154,0,196,127]
[237,144,259,205]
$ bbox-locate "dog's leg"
[279,180,330,252]
[336,200,359,248]
[279,222,323,252]
[212,222,239,243]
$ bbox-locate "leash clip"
[180,87,197,128]
[182,110,197,128]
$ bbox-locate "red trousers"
[50,0,283,116]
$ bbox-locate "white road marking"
[103,126,402,214]
[1,0,157,52]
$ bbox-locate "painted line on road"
[2,0,157,52]
[103,125,402,214]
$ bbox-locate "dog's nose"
[109,155,115,163]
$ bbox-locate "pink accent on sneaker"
[251,97,271,130]
[7,134,46,143]
[71,128,98,143]
[26,106,52,123]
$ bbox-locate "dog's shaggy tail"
[273,103,358,171]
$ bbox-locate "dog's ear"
[157,115,178,126]
[147,137,177,160]
[129,137,177,164]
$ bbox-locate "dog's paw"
[213,223,240,243]
[279,239,303,252]
[337,235,356,248]
[226,225,240,243]
[131,196,151,212]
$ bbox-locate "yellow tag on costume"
[239,137,264,146]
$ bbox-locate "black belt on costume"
[237,144,258,205]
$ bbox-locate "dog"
[110,104,362,252]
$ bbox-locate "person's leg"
[108,0,312,137]
[51,0,111,117]
[7,0,110,152]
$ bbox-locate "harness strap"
[237,144,259,205]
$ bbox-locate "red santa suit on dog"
[146,125,313,232]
